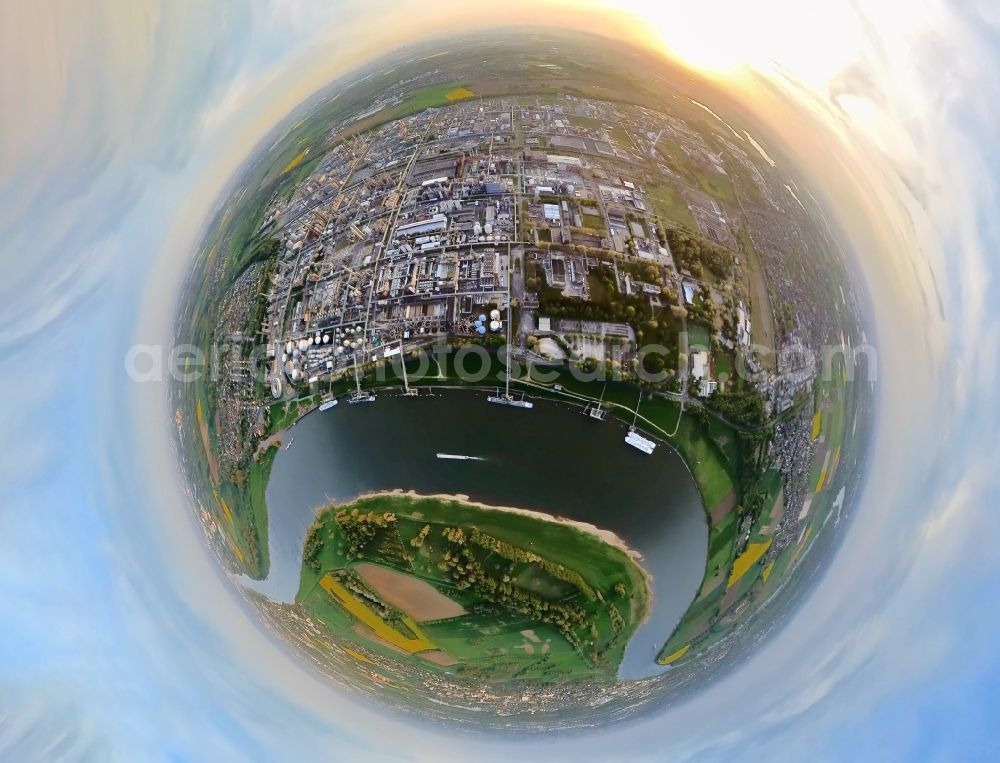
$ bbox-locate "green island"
[297,492,649,681]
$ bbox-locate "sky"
[1,1,999,760]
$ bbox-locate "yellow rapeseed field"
[320,574,437,654]
[342,646,376,665]
[281,149,308,174]
[728,540,772,588]
[446,86,476,101]
[816,467,828,492]
[658,644,690,665]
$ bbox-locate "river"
[241,389,707,680]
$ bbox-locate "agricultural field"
[657,348,865,666]
[656,470,779,663]
[296,493,650,683]
[736,221,777,367]
[281,149,309,174]
[654,138,738,210]
[397,82,475,114]
[445,86,476,101]
[645,181,698,230]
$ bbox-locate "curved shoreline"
[238,390,709,679]
[316,488,653,621]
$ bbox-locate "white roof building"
[691,350,709,381]
[682,281,698,305]
[396,214,447,237]
[547,154,584,167]
[736,303,752,347]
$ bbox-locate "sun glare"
[604,0,864,86]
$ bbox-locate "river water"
[242,389,707,680]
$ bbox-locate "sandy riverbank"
[322,488,652,597]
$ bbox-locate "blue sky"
[2,1,1000,760]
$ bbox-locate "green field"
[581,212,607,232]
[654,139,738,210]
[296,493,650,683]
[687,323,711,351]
[658,347,865,665]
[247,444,279,565]
[586,271,610,304]
[609,125,634,149]
[566,114,607,131]
[737,220,777,369]
[395,81,474,115]
[645,181,698,229]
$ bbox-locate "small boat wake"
[436,453,486,461]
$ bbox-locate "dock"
[486,301,533,410]
[624,390,654,453]
[625,429,656,454]
[487,394,534,409]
